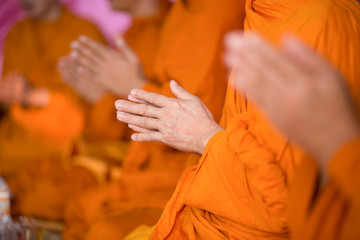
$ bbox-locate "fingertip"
[116,111,125,120]
[79,35,87,42]
[115,100,122,109]
[170,80,177,87]
[130,89,138,96]
[128,94,136,102]
[116,37,125,47]
[70,51,78,59]
[224,31,243,50]
[128,124,137,131]
[71,41,79,49]
[131,134,137,141]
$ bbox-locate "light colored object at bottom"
[123,225,155,240]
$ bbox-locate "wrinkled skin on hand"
[65,35,146,98]
[57,56,106,103]
[0,73,49,107]
[115,80,223,155]
[224,32,360,170]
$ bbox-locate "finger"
[116,111,159,130]
[223,31,245,69]
[129,89,170,108]
[169,80,195,100]
[128,94,147,104]
[58,62,92,92]
[116,36,138,63]
[70,50,99,76]
[57,58,79,83]
[128,124,152,133]
[115,100,160,118]
[131,131,163,142]
[233,34,296,90]
[78,35,108,61]
[281,34,326,71]
[128,94,158,107]
[71,41,103,66]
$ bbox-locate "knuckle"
[141,116,149,126]
[140,104,148,115]
[172,99,182,109]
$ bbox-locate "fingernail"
[115,101,122,109]
[71,41,79,49]
[229,37,243,51]
[79,35,87,42]
[130,89,138,96]
[170,80,177,87]
[117,111,125,119]
[131,134,137,141]
[70,51,78,59]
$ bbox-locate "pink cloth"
[0,0,132,76]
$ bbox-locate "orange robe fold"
[0,8,106,220]
[63,0,245,239]
[289,137,360,240]
[150,0,360,239]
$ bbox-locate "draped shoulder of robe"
[63,0,245,239]
[150,0,360,239]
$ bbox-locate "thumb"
[115,35,138,62]
[170,80,194,100]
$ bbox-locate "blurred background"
[0,0,132,75]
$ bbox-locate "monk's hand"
[57,56,106,103]
[0,73,49,107]
[69,35,146,98]
[224,32,360,169]
[115,80,223,155]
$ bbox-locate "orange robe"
[289,137,360,240]
[0,8,106,220]
[150,0,360,239]
[4,2,172,221]
[63,0,245,239]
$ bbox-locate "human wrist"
[313,121,360,171]
[197,122,223,155]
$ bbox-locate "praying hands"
[224,32,360,169]
[58,35,147,100]
[115,80,223,155]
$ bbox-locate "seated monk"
[115,0,360,238]
[62,0,245,239]
[58,0,171,143]
[0,0,107,220]
[225,33,360,239]
[4,0,171,222]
